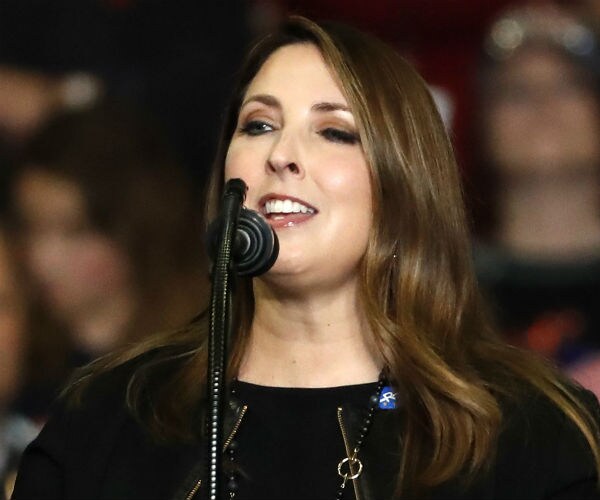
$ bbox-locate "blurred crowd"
[2,0,600,497]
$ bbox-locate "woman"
[10,102,208,371]
[12,16,600,500]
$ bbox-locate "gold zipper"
[223,405,248,450]
[185,405,248,500]
[337,407,363,500]
[184,479,202,500]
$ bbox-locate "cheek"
[224,140,260,181]
[224,142,267,208]
[319,156,373,257]
[223,144,240,180]
[322,155,372,210]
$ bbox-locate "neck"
[497,169,600,260]
[238,280,381,388]
[68,288,136,356]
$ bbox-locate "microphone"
[231,207,279,276]
[207,184,279,277]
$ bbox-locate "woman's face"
[14,169,131,323]
[484,46,600,176]
[225,43,372,290]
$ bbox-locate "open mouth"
[259,195,318,227]
[264,199,315,215]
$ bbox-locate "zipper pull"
[184,479,202,500]
[340,474,349,490]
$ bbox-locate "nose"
[266,131,303,177]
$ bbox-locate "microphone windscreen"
[207,207,279,277]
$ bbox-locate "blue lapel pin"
[378,386,398,410]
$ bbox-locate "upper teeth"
[264,199,314,214]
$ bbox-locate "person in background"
[10,16,600,499]
[9,102,208,419]
[0,218,38,500]
[470,4,600,376]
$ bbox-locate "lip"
[257,192,318,228]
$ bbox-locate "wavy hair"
[72,16,600,495]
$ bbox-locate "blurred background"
[2,0,600,496]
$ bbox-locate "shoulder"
[12,347,189,498]
[433,385,600,499]
[12,346,202,499]
[497,384,598,449]
[493,385,599,498]
[66,342,193,412]
[59,352,147,420]
[24,352,152,457]
[10,356,137,498]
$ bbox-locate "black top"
[231,381,379,500]
[10,353,600,499]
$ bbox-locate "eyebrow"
[241,94,351,113]
[311,102,351,113]
[241,94,280,109]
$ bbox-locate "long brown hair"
[72,17,600,495]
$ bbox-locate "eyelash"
[319,128,360,145]
[239,120,273,136]
[239,120,360,145]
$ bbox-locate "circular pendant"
[337,456,363,480]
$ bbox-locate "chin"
[264,257,309,278]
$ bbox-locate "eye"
[239,120,274,136]
[319,127,360,145]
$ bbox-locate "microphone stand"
[207,179,246,500]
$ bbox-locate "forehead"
[244,43,348,104]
